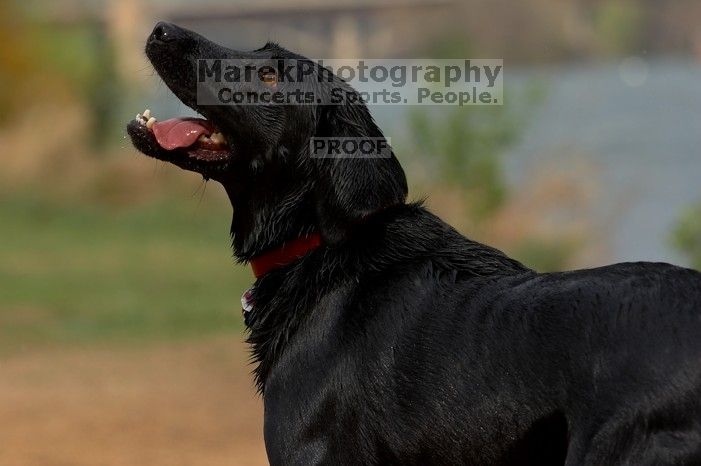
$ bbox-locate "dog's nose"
[148,22,180,45]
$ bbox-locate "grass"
[0,194,251,355]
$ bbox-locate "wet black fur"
[129,22,701,466]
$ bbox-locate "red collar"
[250,233,322,279]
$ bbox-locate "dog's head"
[128,22,407,259]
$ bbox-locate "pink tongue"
[151,118,214,150]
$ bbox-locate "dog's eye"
[259,68,278,87]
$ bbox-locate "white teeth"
[135,109,154,128]
[199,133,227,146]
[210,132,226,144]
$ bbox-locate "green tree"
[594,0,645,56]
[672,204,701,269]
[406,82,544,222]
[408,105,516,221]
[403,84,591,272]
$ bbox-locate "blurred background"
[1,0,700,464]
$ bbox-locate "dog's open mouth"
[127,108,232,170]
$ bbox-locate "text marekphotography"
[196,59,503,106]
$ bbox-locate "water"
[502,59,701,266]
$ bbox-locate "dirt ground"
[0,337,268,466]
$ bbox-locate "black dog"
[128,22,701,466]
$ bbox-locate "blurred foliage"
[511,238,580,273]
[403,81,588,272]
[418,37,517,215]
[400,27,588,273]
[406,84,543,222]
[0,4,75,118]
[408,105,515,221]
[425,0,689,63]
[35,22,124,148]
[0,2,123,147]
[594,0,645,56]
[672,203,701,269]
[423,33,474,60]
[0,2,39,124]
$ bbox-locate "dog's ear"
[311,102,408,243]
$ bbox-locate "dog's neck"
[223,173,318,263]
[241,203,531,392]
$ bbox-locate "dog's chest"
[260,312,520,464]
